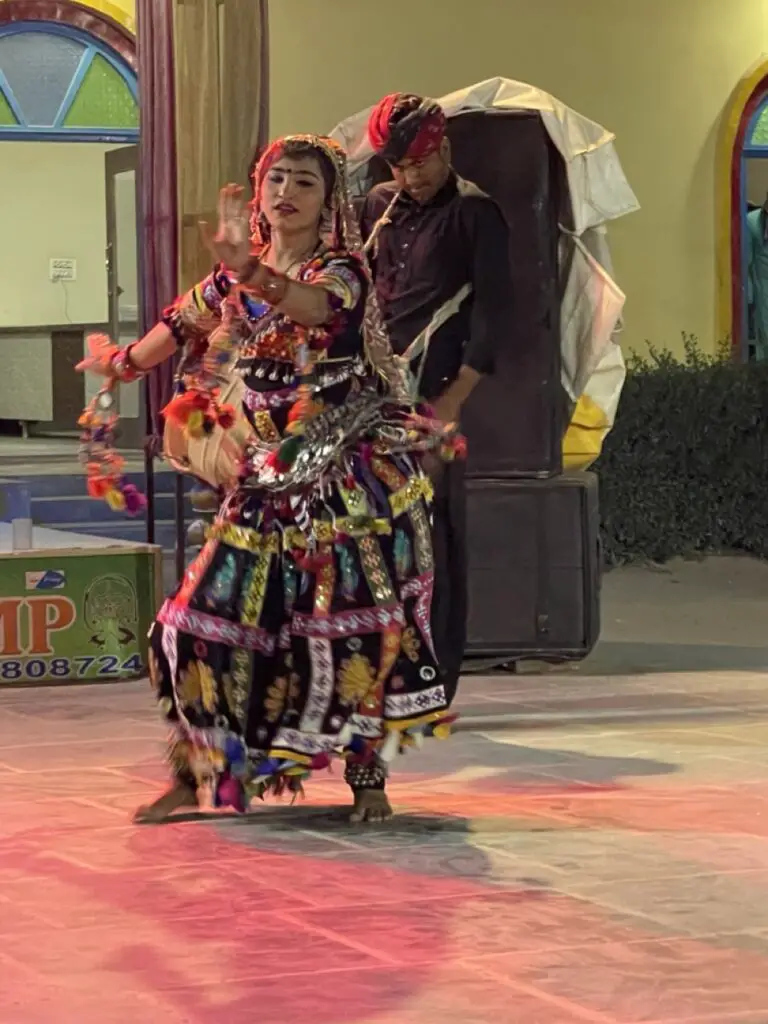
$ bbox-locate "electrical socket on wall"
[49,258,77,282]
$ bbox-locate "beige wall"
[270,0,768,356]
[0,142,113,328]
[0,141,141,423]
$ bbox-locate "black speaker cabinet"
[359,109,570,477]
[465,472,601,660]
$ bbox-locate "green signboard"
[0,545,161,686]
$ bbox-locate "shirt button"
[398,262,405,269]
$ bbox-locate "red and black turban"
[367,93,446,164]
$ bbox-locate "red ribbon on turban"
[367,93,446,164]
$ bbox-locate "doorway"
[741,96,768,362]
[104,144,142,447]
[0,16,139,442]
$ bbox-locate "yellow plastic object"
[562,393,610,471]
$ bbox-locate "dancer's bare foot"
[133,781,198,824]
[349,789,393,824]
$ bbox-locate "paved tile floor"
[2,680,768,1023]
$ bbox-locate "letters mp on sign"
[0,550,157,685]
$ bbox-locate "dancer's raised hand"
[75,333,119,377]
[200,183,252,274]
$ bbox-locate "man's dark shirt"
[361,172,512,400]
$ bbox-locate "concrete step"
[0,469,208,556]
[54,519,186,549]
[0,470,193,499]
[31,493,192,525]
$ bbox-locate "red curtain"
[136,0,270,439]
[136,0,178,444]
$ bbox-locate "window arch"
[0,21,138,142]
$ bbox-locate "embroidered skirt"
[149,452,452,809]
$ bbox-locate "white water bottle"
[9,483,33,551]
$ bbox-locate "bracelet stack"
[109,342,145,383]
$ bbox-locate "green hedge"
[596,336,768,565]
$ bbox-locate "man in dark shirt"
[362,92,512,719]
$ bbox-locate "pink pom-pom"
[216,773,246,813]
[122,484,147,516]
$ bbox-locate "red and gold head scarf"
[249,134,347,247]
[367,93,446,164]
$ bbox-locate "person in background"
[747,195,768,361]
[361,92,512,708]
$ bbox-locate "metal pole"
[174,473,186,584]
[143,379,156,546]
[136,184,156,547]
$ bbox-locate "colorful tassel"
[186,409,206,438]
[79,383,146,518]
[86,476,110,499]
[122,483,146,515]
[162,388,211,428]
[267,434,303,474]
[295,549,333,573]
[348,734,367,756]
[214,772,246,813]
[105,488,126,512]
[216,403,236,429]
[287,393,322,427]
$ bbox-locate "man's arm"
[433,198,512,423]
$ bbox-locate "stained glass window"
[0,23,138,140]
[0,89,18,126]
[64,55,138,129]
[749,102,768,148]
[0,31,84,126]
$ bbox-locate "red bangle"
[110,343,144,383]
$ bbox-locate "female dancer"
[78,135,459,824]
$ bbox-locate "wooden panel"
[49,328,85,430]
[0,332,53,421]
